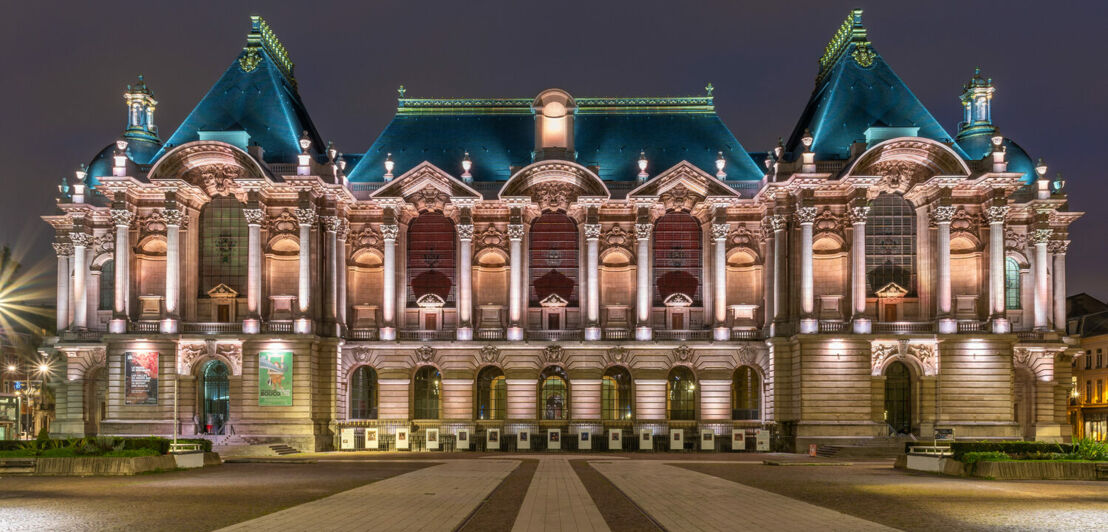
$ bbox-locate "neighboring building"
[1068,294,1108,441]
[43,11,1081,452]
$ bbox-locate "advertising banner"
[365,428,379,450]
[340,428,355,450]
[258,351,293,406]
[124,352,159,405]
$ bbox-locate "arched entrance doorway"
[1013,367,1036,441]
[200,360,230,435]
[83,367,107,436]
[884,361,911,435]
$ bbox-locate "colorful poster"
[124,352,159,405]
[258,351,293,406]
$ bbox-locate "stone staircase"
[204,434,301,458]
[269,444,299,456]
[815,436,912,458]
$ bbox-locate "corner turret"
[957,68,996,139]
[123,75,159,143]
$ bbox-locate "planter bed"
[0,452,222,476]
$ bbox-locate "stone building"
[44,11,1080,451]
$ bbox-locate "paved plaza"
[0,454,1106,531]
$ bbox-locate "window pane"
[98,260,114,311]
[654,212,702,305]
[1005,258,1021,309]
[667,366,696,420]
[530,213,579,305]
[199,196,248,296]
[408,213,456,305]
[866,193,916,296]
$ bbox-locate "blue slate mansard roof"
[784,9,965,161]
[156,16,325,164]
[346,96,765,183]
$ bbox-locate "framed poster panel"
[639,430,653,451]
[578,430,592,451]
[754,428,769,451]
[426,428,440,450]
[258,351,293,406]
[700,430,715,451]
[517,430,530,450]
[486,428,500,450]
[124,351,159,405]
[670,429,684,451]
[396,428,410,450]
[457,429,470,450]
[547,429,560,450]
[340,428,356,450]
[365,428,379,450]
[731,429,746,452]
[608,429,622,451]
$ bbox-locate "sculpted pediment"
[370,162,481,212]
[628,161,740,203]
[844,137,971,197]
[146,141,266,200]
[498,160,610,205]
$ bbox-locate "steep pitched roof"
[784,9,964,160]
[346,96,764,183]
[156,16,324,164]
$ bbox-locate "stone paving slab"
[513,458,609,532]
[592,460,897,532]
[218,460,518,532]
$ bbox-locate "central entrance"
[884,361,911,434]
[201,360,230,435]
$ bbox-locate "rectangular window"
[1087,381,1093,403]
[1087,351,1094,370]
[1099,349,1104,369]
[1099,380,1105,403]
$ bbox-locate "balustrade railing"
[817,320,848,333]
[181,322,242,334]
[398,329,454,341]
[730,328,764,340]
[653,329,711,341]
[129,321,160,333]
[526,329,582,341]
[475,328,505,340]
[61,329,104,341]
[1015,330,1047,341]
[873,321,934,334]
[347,328,379,340]
[263,320,293,333]
[602,328,631,340]
[956,320,988,333]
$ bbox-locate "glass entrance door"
[884,361,911,434]
[201,360,230,435]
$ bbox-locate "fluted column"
[242,207,264,333]
[771,215,786,326]
[761,219,774,331]
[1032,228,1052,331]
[712,222,730,340]
[584,223,601,341]
[322,216,340,335]
[294,206,316,334]
[70,231,91,329]
[850,205,870,333]
[933,205,956,334]
[1051,239,1068,332]
[986,205,1010,333]
[507,223,525,341]
[381,222,399,340]
[336,220,349,333]
[457,222,474,340]
[109,208,133,333]
[797,206,817,334]
[53,240,72,332]
[635,222,652,340]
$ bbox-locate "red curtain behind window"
[407,212,456,304]
[653,212,701,305]
[529,213,579,305]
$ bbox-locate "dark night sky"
[2,1,1106,299]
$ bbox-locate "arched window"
[98,260,114,311]
[1005,257,1021,310]
[349,366,377,419]
[412,366,441,419]
[866,193,916,296]
[407,212,456,306]
[539,366,569,420]
[732,366,761,421]
[199,196,248,295]
[476,366,506,420]
[667,366,696,420]
[530,213,579,306]
[654,212,702,305]
[602,366,633,421]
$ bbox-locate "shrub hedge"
[949,442,1073,461]
[0,437,211,456]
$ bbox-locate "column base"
[379,326,396,341]
[938,318,957,334]
[799,318,818,334]
[456,327,473,341]
[108,319,128,334]
[635,326,652,341]
[584,327,601,341]
[852,318,871,334]
[294,318,313,334]
[713,327,730,341]
[990,318,1010,334]
[506,326,524,341]
[242,318,260,334]
[159,318,178,334]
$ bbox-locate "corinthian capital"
[711,223,730,240]
[1030,228,1053,245]
[52,241,73,257]
[584,224,601,240]
[110,209,134,227]
[294,207,317,226]
[242,208,265,226]
[931,205,956,224]
[769,215,787,232]
[507,223,525,241]
[163,208,184,227]
[849,206,870,225]
[68,231,91,247]
[457,223,474,241]
[380,224,399,241]
[795,207,818,224]
[634,223,652,241]
[985,205,1010,224]
[321,216,341,232]
[1048,239,1069,254]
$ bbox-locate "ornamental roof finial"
[397,85,406,98]
[705,82,714,97]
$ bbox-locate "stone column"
[584,222,601,341]
[336,220,349,333]
[771,215,786,327]
[161,204,183,333]
[294,205,317,334]
[322,216,340,336]
[109,208,133,333]
[71,230,91,330]
[797,206,817,334]
[242,207,264,333]
[456,221,474,340]
[761,218,774,331]
[53,240,72,332]
[712,221,730,340]
[933,205,956,334]
[986,205,1010,333]
[850,205,871,333]
[380,221,399,340]
[507,223,525,341]
[1031,228,1052,331]
[635,222,652,340]
[1051,239,1069,332]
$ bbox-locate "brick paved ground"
[512,457,608,532]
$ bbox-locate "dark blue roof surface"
[957,133,1036,184]
[347,99,764,183]
[86,138,161,188]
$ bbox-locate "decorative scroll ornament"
[1048,240,1070,254]
[185,164,246,200]
[985,205,1009,224]
[673,344,692,362]
[267,209,300,235]
[727,225,759,252]
[870,160,925,195]
[949,207,979,237]
[544,345,564,363]
[930,205,956,224]
[380,224,399,241]
[350,226,383,251]
[177,343,207,375]
[533,182,577,212]
[584,224,602,240]
[110,209,134,227]
[1004,228,1027,251]
[507,223,525,240]
[480,345,500,364]
[242,208,265,226]
[1030,228,1053,244]
[475,226,507,253]
[352,347,371,362]
[456,223,474,241]
[849,206,870,225]
[658,184,698,212]
[813,208,843,237]
[239,47,262,73]
[601,225,632,252]
[411,187,451,213]
[1013,347,1033,369]
[795,207,818,224]
[711,223,730,240]
[851,43,876,68]
[216,343,243,375]
[294,207,317,226]
[634,223,652,241]
[606,346,628,365]
[870,343,897,371]
[415,345,435,363]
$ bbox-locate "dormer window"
[532,89,576,161]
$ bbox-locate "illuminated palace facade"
[45,11,1081,451]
